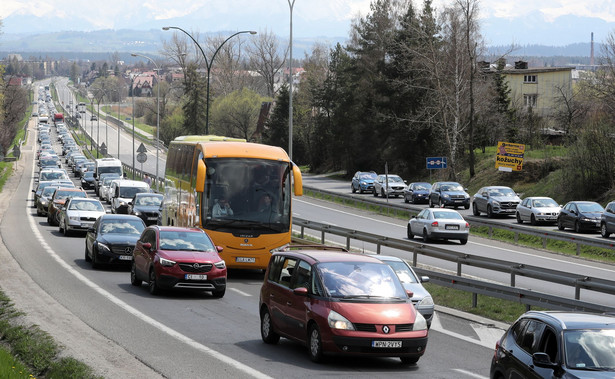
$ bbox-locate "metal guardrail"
[293,217,615,314]
[303,185,615,254]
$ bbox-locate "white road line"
[429,312,497,349]
[452,369,489,379]
[27,160,271,379]
[296,199,615,274]
[229,288,252,297]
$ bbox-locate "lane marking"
[452,369,489,379]
[229,288,252,297]
[27,153,271,379]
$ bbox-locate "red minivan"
[131,226,227,297]
[259,249,428,364]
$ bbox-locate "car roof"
[273,250,384,265]
[99,214,144,221]
[523,311,615,330]
[151,226,204,233]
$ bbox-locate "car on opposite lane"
[85,214,146,268]
[373,174,407,198]
[515,196,561,225]
[131,226,227,297]
[428,181,470,209]
[490,311,615,378]
[408,208,469,244]
[259,249,428,364]
[557,201,604,233]
[472,186,521,218]
[600,201,615,238]
[351,171,377,194]
[403,182,432,204]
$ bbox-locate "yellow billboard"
[495,141,525,172]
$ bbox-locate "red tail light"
[465,222,470,228]
[431,221,439,227]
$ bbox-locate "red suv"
[131,226,227,297]
[259,248,428,364]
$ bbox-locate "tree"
[69,62,80,84]
[263,85,289,149]
[247,29,288,97]
[181,63,206,135]
[210,88,270,140]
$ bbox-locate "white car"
[58,197,107,236]
[373,174,407,198]
[516,196,561,225]
[102,178,123,203]
[407,208,470,245]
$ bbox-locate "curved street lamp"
[131,53,161,187]
[162,26,256,134]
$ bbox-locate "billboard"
[495,141,525,172]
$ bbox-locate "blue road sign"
[426,157,447,169]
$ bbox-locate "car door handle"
[286,301,292,306]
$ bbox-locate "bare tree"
[206,34,254,98]
[247,29,288,97]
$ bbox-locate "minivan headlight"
[413,312,428,331]
[328,310,355,330]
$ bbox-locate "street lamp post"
[288,0,295,160]
[89,96,95,151]
[131,53,161,187]
[162,26,256,134]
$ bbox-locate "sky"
[2,0,615,46]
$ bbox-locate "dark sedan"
[80,171,96,189]
[491,311,615,378]
[128,193,163,226]
[85,214,146,268]
[404,182,432,204]
[557,201,604,233]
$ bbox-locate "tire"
[36,207,42,217]
[149,269,160,295]
[557,218,565,231]
[211,288,225,298]
[130,262,142,286]
[407,225,414,240]
[351,185,356,194]
[460,238,468,245]
[58,219,64,233]
[530,214,537,226]
[91,248,100,269]
[404,196,409,204]
[574,221,581,233]
[487,205,494,218]
[47,213,54,226]
[308,324,324,363]
[439,198,444,208]
[464,204,470,210]
[601,223,611,238]
[516,212,523,224]
[260,308,280,344]
[381,189,385,198]
[422,228,431,242]
[84,245,91,262]
[373,189,378,197]
[473,203,480,216]
[400,356,420,364]
[63,221,70,237]
[429,198,434,208]
[359,188,364,194]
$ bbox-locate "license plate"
[81,222,93,228]
[119,255,133,261]
[236,257,256,263]
[185,274,207,280]
[445,225,459,230]
[372,340,402,348]
[147,217,158,221]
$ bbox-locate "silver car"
[472,186,521,217]
[373,174,407,198]
[370,255,434,328]
[516,196,561,225]
[408,208,470,244]
[58,198,107,236]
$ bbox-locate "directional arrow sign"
[137,143,148,153]
[100,142,107,156]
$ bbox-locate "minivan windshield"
[317,262,407,300]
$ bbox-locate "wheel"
[373,189,378,197]
[308,324,324,363]
[530,214,537,226]
[404,196,409,204]
[130,262,142,286]
[439,198,444,208]
[429,198,434,208]
[260,308,280,344]
[472,203,480,216]
[574,221,581,233]
[407,225,414,240]
[516,212,523,224]
[359,188,364,194]
[211,288,225,298]
[557,218,565,230]
[601,223,611,238]
[36,207,42,216]
[47,213,54,226]
[422,228,431,242]
[487,205,493,218]
[84,245,91,262]
[149,269,160,295]
[63,221,70,237]
[91,248,100,269]
[400,356,419,364]
[460,238,468,245]
[464,204,470,210]
[381,189,385,197]
[58,219,64,233]
[351,185,356,194]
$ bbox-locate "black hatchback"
[491,311,615,378]
[557,201,604,233]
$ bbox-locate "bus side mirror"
[292,164,303,196]
[196,159,206,193]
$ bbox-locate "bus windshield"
[203,158,291,234]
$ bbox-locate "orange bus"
[162,135,303,269]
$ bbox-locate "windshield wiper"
[340,294,403,300]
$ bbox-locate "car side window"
[311,269,325,297]
[142,230,156,248]
[518,320,546,354]
[267,255,285,282]
[538,327,559,363]
[268,256,298,289]
[290,260,312,290]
